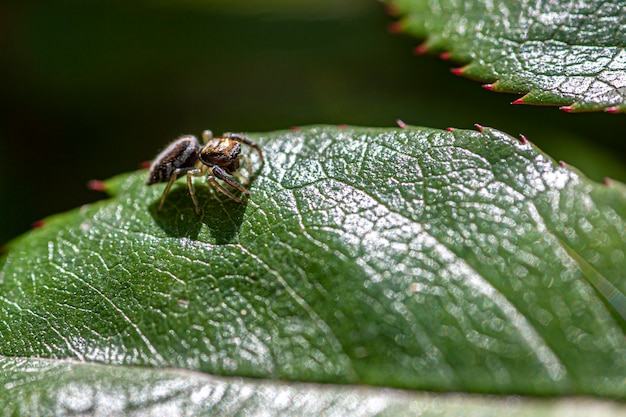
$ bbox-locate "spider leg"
[158,167,188,211]
[208,177,242,204]
[236,155,252,186]
[158,173,177,211]
[201,130,213,144]
[186,168,204,215]
[157,167,203,213]
[208,165,250,203]
[222,132,264,164]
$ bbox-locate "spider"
[147,130,264,215]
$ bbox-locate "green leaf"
[1,126,626,413]
[387,0,626,112]
[3,357,626,417]
[5,357,626,417]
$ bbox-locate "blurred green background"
[1,0,626,246]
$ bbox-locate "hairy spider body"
[147,130,263,214]
[146,135,199,185]
[200,137,242,172]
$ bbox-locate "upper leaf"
[387,0,626,112]
[1,126,626,407]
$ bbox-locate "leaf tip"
[511,98,525,105]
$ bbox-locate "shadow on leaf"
[149,185,247,244]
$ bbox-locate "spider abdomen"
[146,135,200,184]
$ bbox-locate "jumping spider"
[147,130,264,215]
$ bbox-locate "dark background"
[1,0,625,246]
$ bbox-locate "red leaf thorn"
[440,52,451,60]
[474,124,484,132]
[414,44,428,55]
[482,83,494,90]
[450,67,464,76]
[140,160,152,169]
[396,119,408,128]
[605,106,620,113]
[519,134,529,144]
[87,180,106,192]
[604,177,613,186]
[388,22,403,34]
[32,219,45,229]
[559,161,567,167]
[512,98,525,105]
[560,105,573,113]
[290,126,301,132]
[446,127,455,132]
[338,124,347,130]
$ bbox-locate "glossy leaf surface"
[4,357,626,416]
[1,126,626,413]
[388,0,626,112]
